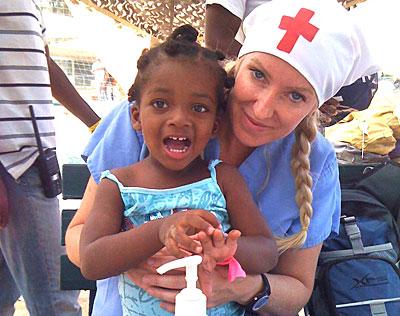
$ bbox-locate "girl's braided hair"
[128,25,234,112]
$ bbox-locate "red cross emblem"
[277,8,319,53]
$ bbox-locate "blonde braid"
[276,111,318,253]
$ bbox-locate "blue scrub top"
[84,100,341,315]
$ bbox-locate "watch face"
[252,295,269,311]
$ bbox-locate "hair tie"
[216,257,246,282]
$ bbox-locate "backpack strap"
[342,216,365,254]
[370,302,388,316]
[319,243,394,260]
[336,299,395,316]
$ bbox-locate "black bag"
[306,162,400,316]
[340,161,400,222]
[355,161,400,223]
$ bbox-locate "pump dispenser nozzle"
[157,255,206,316]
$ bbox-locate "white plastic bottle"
[156,255,207,316]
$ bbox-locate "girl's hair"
[228,59,319,253]
[127,25,234,112]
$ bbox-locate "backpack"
[306,162,400,316]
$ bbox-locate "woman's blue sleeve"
[302,149,341,248]
[82,100,144,183]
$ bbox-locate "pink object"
[216,257,246,282]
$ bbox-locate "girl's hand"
[158,210,220,258]
[192,229,240,296]
[198,229,241,272]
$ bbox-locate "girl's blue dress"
[100,159,244,316]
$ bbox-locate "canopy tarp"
[77,0,206,41]
[75,0,368,41]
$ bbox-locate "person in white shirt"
[0,1,99,315]
[205,0,271,56]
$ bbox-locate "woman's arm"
[217,163,278,274]
[230,245,321,316]
[205,4,242,57]
[65,176,97,266]
[140,244,321,315]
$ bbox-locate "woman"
[66,0,379,315]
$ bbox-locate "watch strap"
[245,274,271,313]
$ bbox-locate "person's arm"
[65,176,97,266]
[205,4,242,57]
[0,175,9,228]
[45,45,100,127]
[79,176,164,280]
[235,245,322,315]
[143,244,321,315]
[215,163,278,274]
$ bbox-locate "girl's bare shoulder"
[108,161,147,187]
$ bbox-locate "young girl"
[79,25,278,316]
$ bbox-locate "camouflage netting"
[342,0,367,9]
[77,0,368,40]
[79,0,206,41]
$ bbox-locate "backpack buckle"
[341,215,365,254]
[340,215,356,224]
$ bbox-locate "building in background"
[37,0,150,105]
[37,0,98,101]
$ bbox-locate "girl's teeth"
[169,148,188,153]
[170,137,187,141]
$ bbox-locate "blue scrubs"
[83,100,341,315]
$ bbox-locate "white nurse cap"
[239,0,380,107]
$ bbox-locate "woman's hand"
[141,265,233,313]
[125,247,233,313]
[159,210,221,258]
[125,249,186,313]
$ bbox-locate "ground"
[15,292,89,316]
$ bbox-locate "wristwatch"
[245,274,271,313]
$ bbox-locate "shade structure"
[75,0,369,41]
[77,0,206,41]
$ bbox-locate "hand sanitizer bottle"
[156,255,207,316]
